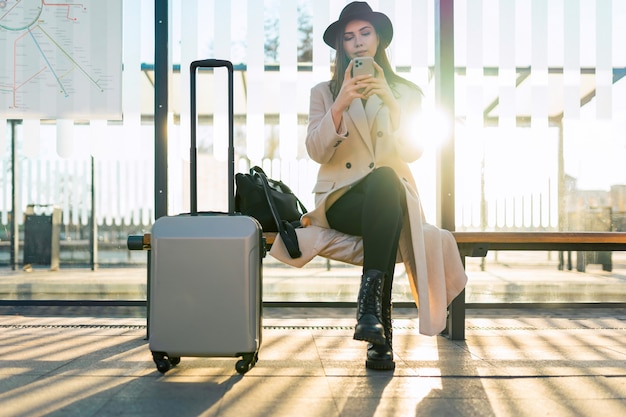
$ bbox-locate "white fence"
[1,146,560,232]
[0,145,320,230]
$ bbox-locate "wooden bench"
[128,231,626,341]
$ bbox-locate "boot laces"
[358,275,382,316]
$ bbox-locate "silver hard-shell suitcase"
[149,59,263,375]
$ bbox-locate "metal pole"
[435,0,456,231]
[558,119,565,232]
[90,155,98,270]
[436,0,463,340]
[10,120,19,271]
[154,0,169,220]
[558,119,566,270]
[150,0,170,338]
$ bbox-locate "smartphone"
[352,57,375,77]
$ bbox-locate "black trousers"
[326,167,406,278]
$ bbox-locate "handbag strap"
[251,168,302,258]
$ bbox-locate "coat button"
[369,162,374,169]
[377,131,383,137]
[346,162,352,169]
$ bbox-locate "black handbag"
[235,166,307,258]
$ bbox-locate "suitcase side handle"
[189,59,235,216]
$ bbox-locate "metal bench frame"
[445,232,626,340]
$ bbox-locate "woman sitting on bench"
[269,1,467,372]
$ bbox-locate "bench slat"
[264,231,626,243]
[262,231,626,250]
[264,232,277,246]
[452,232,626,253]
[135,231,626,250]
[452,231,626,244]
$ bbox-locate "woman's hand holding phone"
[331,58,382,127]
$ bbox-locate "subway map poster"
[0,0,122,119]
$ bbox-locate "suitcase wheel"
[152,352,180,374]
[235,352,259,375]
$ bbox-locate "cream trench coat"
[270,80,468,336]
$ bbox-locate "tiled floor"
[1,307,625,417]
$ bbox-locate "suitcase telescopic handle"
[189,59,235,216]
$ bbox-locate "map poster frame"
[0,0,123,120]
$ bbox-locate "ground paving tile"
[0,306,624,417]
[0,260,624,416]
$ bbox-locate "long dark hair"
[328,25,422,100]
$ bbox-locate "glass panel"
[454,0,626,304]
[0,0,624,307]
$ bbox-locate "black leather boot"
[353,269,386,345]
[366,276,394,370]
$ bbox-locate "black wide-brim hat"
[323,1,393,50]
